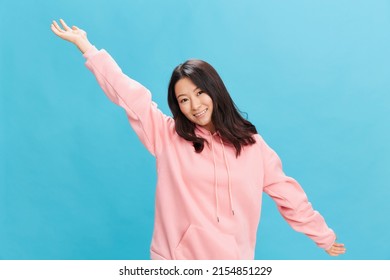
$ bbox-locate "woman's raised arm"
[50,18,173,157]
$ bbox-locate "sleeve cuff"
[323,231,337,251]
[82,45,99,60]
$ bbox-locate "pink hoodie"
[83,46,336,259]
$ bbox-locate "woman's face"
[174,78,215,133]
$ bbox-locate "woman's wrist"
[75,37,93,54]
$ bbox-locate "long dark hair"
[167,59,257,157]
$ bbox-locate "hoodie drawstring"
[210,136,220,223]
[220,138,235,216]
[210,132,235,223]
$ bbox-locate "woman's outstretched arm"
[50,18,173,156]
[259,135,346,256]
[51,19,93,54]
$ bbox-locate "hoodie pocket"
[174,224,240,260]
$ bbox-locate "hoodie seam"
[264,187,294,211]
[86,54,156,156]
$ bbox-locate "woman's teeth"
[194,109,207,117]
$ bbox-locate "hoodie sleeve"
[259,135,336,250]
[83,46,172,156]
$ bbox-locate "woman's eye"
[180,98,188,103]
[197,91,204,96]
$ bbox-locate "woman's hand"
[325,241,346,256]
[51,19,93,53]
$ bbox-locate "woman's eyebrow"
[176,93,187,98]
[176,87,201,98]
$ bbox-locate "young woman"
[51,19,346,259]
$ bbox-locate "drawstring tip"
[232,210,235,216]
[217,217,220,223]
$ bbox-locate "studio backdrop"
[0,0,389,259]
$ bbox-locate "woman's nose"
[191,98,201,110]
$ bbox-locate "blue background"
[1,0,389,260]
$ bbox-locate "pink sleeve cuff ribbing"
[82,45,99,60]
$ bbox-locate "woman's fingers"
[59,19,71,31]
[51,19,78,41]
[51,23,65,39]
[52,20,64,33]
[326,242,346,256]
